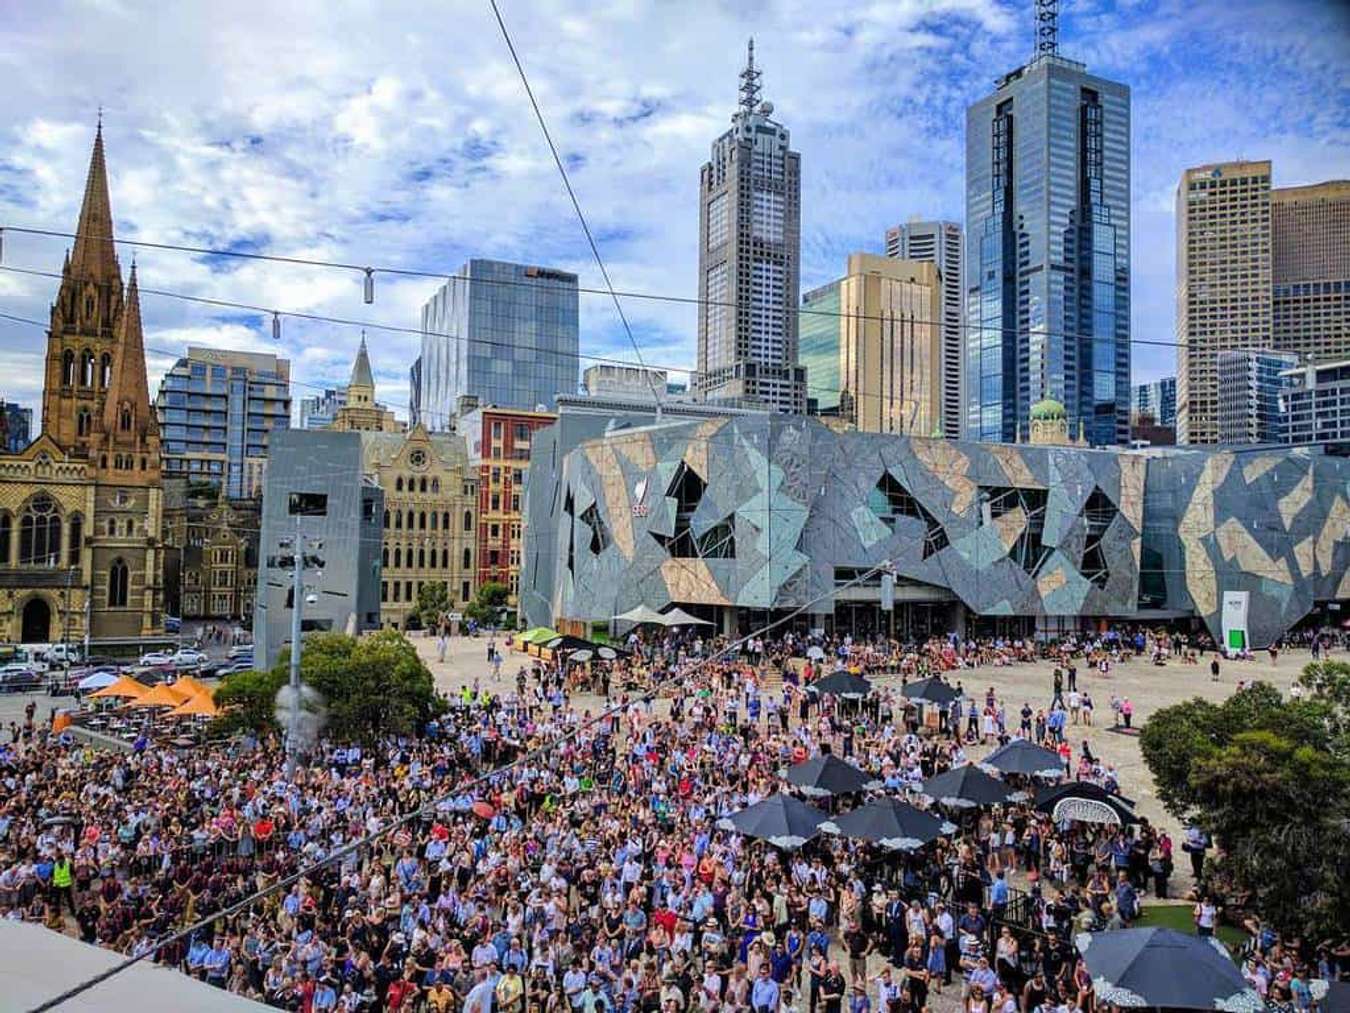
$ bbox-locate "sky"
[0,0,1347,426]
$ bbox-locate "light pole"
[271,511,325,778]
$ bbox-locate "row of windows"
[382,545,472,570]
[59,349,113,389]
[384,509,473,532]
[381,579,472,605]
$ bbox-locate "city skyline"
[0,0,1346,426]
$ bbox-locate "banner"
[1221,590,1249,651]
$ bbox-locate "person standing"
[1211,656,1221,682]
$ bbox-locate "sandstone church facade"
[0,123,165,644]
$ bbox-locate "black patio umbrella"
[785,754,876,798]
[820,797,956,851]
[807,671,873,699]
[1034,780,1140,826]
[981,739,1067,779]
[916,764,1019,809]
[544,635,594,653]
[716,793,828,849]
[900,676,960,705]
[1075,927,1261,1010]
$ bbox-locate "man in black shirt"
[820,961,845,1013]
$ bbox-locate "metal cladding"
[522,415,1350,647]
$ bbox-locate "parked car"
[171,648,209,669]
[42,643,84,667]
[0,666,41,693]
[218,659,255,676]
[195,660,225,678]
[164,616,181,633]
[139,650,174,666]
[227,645,254,661]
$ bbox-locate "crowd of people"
[0,625,1344,1012]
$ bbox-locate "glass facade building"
[1217,349,1298,444]
[965,54,1130,445]
[1132,377,1176,426]
[415,259,579,427]
[799,281,841,415]
[1,401,32,453]
[155,347,291,499]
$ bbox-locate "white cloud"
[0,0,1345,413]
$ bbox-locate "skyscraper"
[964,6,1131,446]
[0,401,32,452]
[1176,166,1348,444]
[299,387,347,430]
[1175,161,1274,445]
[414,259,579,427]
[1216,349,1297,445]
[1132,377,1176,426]
[695,41,806,414]
[155,346,291,500]
[1272,180,1350,365]
[798,254,942,435]
[885,220,964,437]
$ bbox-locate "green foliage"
[211,631,444,747]
[1140,672,1350,939]
[211,667,285,737]
[464,581,510,623]
[415,581,450,629]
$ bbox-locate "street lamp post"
[270,511,325,779]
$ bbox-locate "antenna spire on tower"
[739,37,762,115]
[1035,0,1059,57]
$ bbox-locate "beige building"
[0,124,165,644]
[363,424,478,629]
[162,487,259,621]
[834,254,942,435]
[1272,180,1350,368]
[329,336,401,434]
[1175,161,1274,444]
[1177,164,1350,444]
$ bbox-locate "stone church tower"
[0,122,164,643]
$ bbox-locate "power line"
[25,557,896,1012]
[483,0,664,409]
[0,223,1186,350]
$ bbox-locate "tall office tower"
[964,5,1130,446]
[415,259,580,427]
[1281,358,1350,446]
[156,347,291,499]
[299,388,347,430]
[1132,377,1176,426]
[885,221,964,437]
[797,254,942,434]
[1176,161,1274,444]
[1216,349,1297,445]
[1272,180,1350,365]
[695,41,807,414]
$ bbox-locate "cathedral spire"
[350,332,375,391]
[99,260,157,448]
[68,119,120,286]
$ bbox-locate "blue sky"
[0,0,1346,423]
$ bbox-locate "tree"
[464,581,509,624]
[212,630,444,747]
[415,581,450,630]
[1140,674,1350,939]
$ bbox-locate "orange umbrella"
[172,675,211,698]
[168,691,218,718]
[89,675,148,700]
[52,711,73,733]
[131,682,192,708]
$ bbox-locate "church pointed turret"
[68,119,121,287]
[93,261,161,480]
[350,333,375,391]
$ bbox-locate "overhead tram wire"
[0,263,1176,425]
[25,558,898,1013]
[0,224,1191,352]
[482,0,665,413]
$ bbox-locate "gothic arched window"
[61,350,76,387]
[0,512,10,564]
[81,350,95,387]
[100,353,112,387]
[76,410,91,438]
[108,559,129,607]
[119,405,132,432]
[462,547,471,570]
[19,495,61,566]
[67,514,83,565]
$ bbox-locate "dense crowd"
[1,627,1344,1012]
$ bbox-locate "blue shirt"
[991,878,1009,905]
[751,976,780,1011]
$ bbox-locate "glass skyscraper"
[965,50,1130,445]
[415,259,579,427]
[799,281,841,415]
